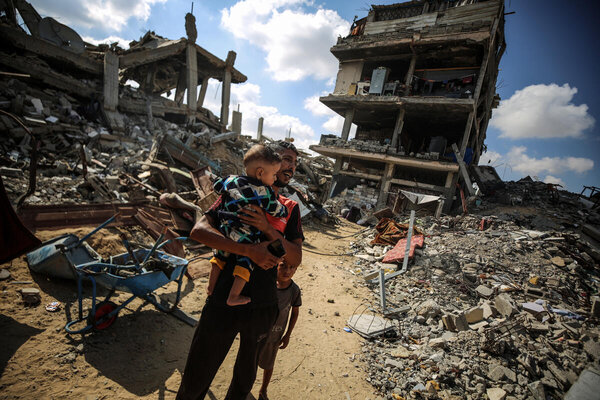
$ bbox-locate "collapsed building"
[311,0,505,214]
[0,0,246,132]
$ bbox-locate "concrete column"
[341,108,354,141]
[103,52,119,111]
[257,117,264,141]
[220,51,236,127]
[186,43,197,123]
[174,69,186,105]
[376,163,395,209]
[390,108,406,150]
[196,76,209,109]
[231,110,242,134]
[459,111,475,156]
[404,53,417,96]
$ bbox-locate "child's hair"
[243,144,282,167]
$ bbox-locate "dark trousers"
[176,301,278,400]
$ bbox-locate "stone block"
[495,294,517,318]
[528,381,545,400]
[489,365,506,381]
[442,314,456,331]
[482,301,494,318]
[476,284,494,298]
[428,337,446,349]
[487,387,507,400]
[454,313,469,331]
[465,307,484,323]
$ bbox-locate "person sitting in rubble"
[207,144,288,306]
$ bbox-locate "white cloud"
[303,93,334,117]
[543,175,565,187]
[507,146,594,176]
[490,83,595,139]
[221,0,349,81]
[478,147,594,190]
[202,80,317,150]
[303,93,356,136]
[478,150,503,167]
[33,0,166,32]
[82,35,131,49]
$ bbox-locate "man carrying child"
[177,141,303,400]
[207,144,288,306]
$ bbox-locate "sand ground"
[0,219,377,400]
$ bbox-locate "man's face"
[273,148,297,188]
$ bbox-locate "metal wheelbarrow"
[65,235,189,334]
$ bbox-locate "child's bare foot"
[258,389,268,400]
[227,294,251,306]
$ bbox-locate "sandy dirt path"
[0,220,377,400]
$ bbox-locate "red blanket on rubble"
[382,234,424,263]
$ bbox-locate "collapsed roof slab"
[120,38,247,94]
[0,24,103,76]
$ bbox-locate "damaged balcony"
[311,0,505,214]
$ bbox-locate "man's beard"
[273,178,287,188]
[273,171,292,187]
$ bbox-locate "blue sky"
[30,0,599,193]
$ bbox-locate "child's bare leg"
[207,263,221,295]
[227,275,251,306]
[259,368,273,399]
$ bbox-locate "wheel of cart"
[65,236,189,334]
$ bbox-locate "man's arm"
[238,205,302,267]
[279,306,299,349]
[190,213,280,269]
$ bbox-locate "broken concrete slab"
[495,294,517,317]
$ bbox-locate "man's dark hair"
[243,144,282,167]
[270,140,299,156]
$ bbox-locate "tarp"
[399,190,440,205]
[0,176,41,264]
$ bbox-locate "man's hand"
[279,334,290,349]
[246,241,281,270]
[238,204,271,233]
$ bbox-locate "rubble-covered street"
[1,0,600,399]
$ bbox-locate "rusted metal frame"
[18,202,176,230]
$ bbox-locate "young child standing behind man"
[257,260,301,400]
[208,144,288,306]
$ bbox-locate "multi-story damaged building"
[310,0,505,213]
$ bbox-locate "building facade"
[310,0,505,212]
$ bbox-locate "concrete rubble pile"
[0,73,334,216]
[0,0,336,265]
[345,180,600,399]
